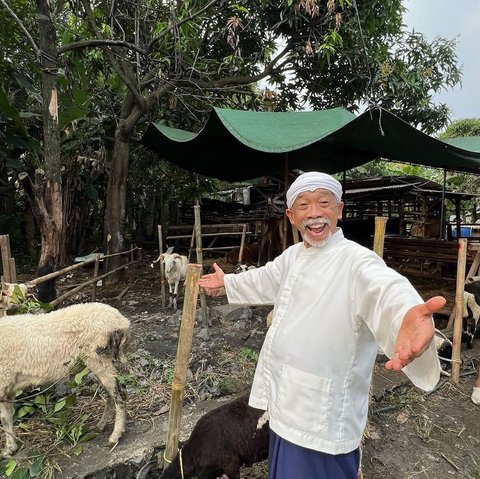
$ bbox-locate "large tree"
[1,0,462,279]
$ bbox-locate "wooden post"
[373,217,388,258]
[194,203,208,328]
[163,263,202,464]
[451,238,467,383]
[466,249,480,280]
[188,228,195,263]
[158,225,166,308]
[91,253,100,301]
[8,258,17,283]
[237,224,247,265]
[0,235,12,282]
[282,154,289,251]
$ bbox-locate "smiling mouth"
[306,224,327,236]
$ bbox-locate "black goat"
[155,392,269,479]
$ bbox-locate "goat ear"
[159,253,166,260]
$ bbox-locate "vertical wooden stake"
[452,239,467,383]
[8,258,17,283]
[158,225,166,308]
[282,154,289,251]
[237,224,247,265]
[0,235,12,282]
[163,263,202,464]
[373,217,388,258]
[91,253,100,301]
[194,203,208,327]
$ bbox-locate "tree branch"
[79,0,145,111]
[147,0,222,52]
[58,39,147,56]
[0,0,40,56]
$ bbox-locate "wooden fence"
[0,234,142,314]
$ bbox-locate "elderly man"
[198,171,445,479]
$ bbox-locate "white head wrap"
[286,172,343,208]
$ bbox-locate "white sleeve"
[224,252,286,305]
[352,251,441,391]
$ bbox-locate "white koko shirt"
[224,229,440,455]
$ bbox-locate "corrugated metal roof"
[345,184,414,195]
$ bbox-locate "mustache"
[303,217,331,228]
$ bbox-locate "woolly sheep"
[157,392,269,479]
[0,302,130,458]
[152,253,189,309]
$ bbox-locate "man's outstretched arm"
[385,296,446,371]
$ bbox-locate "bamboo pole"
[91,253,100,301]
[451,238,467,383]
[194,203,208,327]
[8,257,17,283]
[163,263,202,464]
[0,235,12,282]
[282,154,289,251]
[466,249,480,280]
[237,224,247,265]
[373,217,388,258]
[158,225,166,308]
[26,247,139,287]
[188,228,195,262]
[49,260,138,308]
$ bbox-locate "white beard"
[304,230,332,248]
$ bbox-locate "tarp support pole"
[440,169,447,240]
[282,153,289,251]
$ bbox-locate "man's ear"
[337,201,344,220]
[286,208,295,225]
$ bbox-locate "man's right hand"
[198,263,226,296]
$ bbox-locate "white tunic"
[224,229,440,455]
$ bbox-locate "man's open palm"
[385,296,446,371]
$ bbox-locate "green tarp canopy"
[142,106,480,181]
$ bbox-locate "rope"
[163,447,185,479]
[179,447,185,479]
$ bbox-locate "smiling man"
[198,171,445,479]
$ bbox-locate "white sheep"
[0,302,130,458]
[152,253,188,310]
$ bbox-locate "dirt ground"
[4,254,480,479]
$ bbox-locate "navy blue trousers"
[268,429,360,479]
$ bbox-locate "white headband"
[286,172,343,208]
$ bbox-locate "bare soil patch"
[3,257,480,479]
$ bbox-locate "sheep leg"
[168,282,174,308]
[96,396,115,432]
[0,398,18,458]
[172,279,180,311]
[85,357,126,444]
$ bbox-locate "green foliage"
[0,366,99,478]
[5,285,52,314]
[237,347,259,364]
[438,118,480,139]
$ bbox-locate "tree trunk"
[104,121,131,284]
[36,0,65,269]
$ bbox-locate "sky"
[403,0,480,121]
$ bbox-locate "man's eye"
[320,202,331,207]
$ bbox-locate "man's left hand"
[385,296,446,371]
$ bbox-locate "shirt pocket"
[273,364,331,434]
